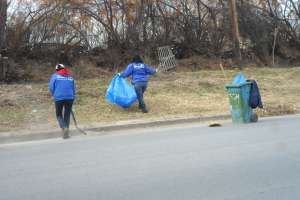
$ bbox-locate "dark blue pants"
[55,100,74,129]
[134,82,147,110]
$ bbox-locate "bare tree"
[3,0,300,71]
[0,0,7,50]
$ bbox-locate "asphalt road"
[0,115,300,200]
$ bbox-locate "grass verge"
[0,67,300,132]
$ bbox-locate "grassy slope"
[0,67,300,132]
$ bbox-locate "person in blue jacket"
[120,55,157,113]
[49,64,76,139]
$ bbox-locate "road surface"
[0,115,300,200]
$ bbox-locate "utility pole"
[228,0,242,61]
[0,0,7,50]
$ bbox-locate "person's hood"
[57,68,70,76]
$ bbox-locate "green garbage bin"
[225,81,253,123]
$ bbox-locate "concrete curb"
[0,115,231,145]
[86,115,231,132]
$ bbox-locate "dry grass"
[1,67,300,132]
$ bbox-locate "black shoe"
[63,128,70,139]
[142,108,148,113]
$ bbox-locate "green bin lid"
[225,81,252,89]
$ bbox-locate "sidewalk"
[0,114,230,145]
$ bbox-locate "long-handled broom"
[71,110,87,135]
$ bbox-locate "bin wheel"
[251,113,258,123]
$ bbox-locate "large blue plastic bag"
[106,75,137,108]
[233,72,246,84]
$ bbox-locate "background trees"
[3,0,300,68]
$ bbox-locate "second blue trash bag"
[106,75,137,108]
[232,72,246,84]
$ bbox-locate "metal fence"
[157,46,176,71]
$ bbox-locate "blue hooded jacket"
[48,73,76,101]
[121,62,156,84]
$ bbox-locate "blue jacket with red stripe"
[49,73,76,101]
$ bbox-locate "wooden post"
[0,53,9,82]
[272,27,278,66]
[228,0,242,62]
[0,54,3,81]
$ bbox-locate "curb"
[0,115,231,145]
[87,115,231,132]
